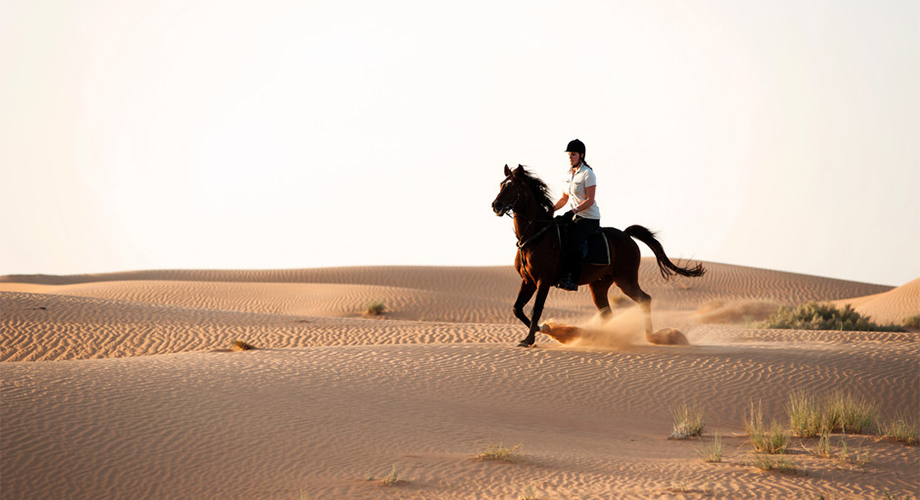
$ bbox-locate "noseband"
[498,179,523,218]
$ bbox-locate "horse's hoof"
[516,340,535,348]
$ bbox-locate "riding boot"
[555,272,578,291]
[570,257,583,289]
[554,253,579,291]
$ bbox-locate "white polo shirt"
[564,164,601,220]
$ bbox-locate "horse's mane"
[516,166,555,217]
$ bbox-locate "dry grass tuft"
[750,454,800,474]
[373,464,406,486]
[698,433,723,462]
[822,391,877,434]
[746,401,789,454]
[364,301,386,316]
[787,390,822,438]
[786,390,878,436]
[230,340,256,351]
[669,402,705,440]
[476,442,523,462]
[882,410,919,445]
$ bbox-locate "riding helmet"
[565,139,586,155]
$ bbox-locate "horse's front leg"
[518,281,551,347]
[513,280,537,327]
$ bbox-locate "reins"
[516,219,553,250]
[503,199,555,251]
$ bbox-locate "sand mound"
[695,300,782,324]
[835,278,920,326]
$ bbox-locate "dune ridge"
[835,277,920,325]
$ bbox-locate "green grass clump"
[669,402,705,440]
[760,302,905,332]
[746,402,789,454]
[787,390,822,438]
[786,390,878,435]
[823,391,877,434]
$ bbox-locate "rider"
[553,139,600,291]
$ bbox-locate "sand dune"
[834,278,920,326]
[2,263,918,499]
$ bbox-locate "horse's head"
[492,164,526,217]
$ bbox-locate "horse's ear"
[504,164,511,177]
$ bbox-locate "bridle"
[499,178,556,251]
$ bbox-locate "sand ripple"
[2,264,917,499]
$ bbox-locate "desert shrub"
[230,340,256,351]
[365,301,386,316]
[670,402,705,440]
[903,314,920,329]
[760,302,905,332]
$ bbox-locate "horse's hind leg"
[616,279,653,336]
[589,277,615,320]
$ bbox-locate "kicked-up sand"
[1,261,918,499]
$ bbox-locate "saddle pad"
[584,231,611,265]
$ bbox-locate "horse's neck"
[513,210,552,240]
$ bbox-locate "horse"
[491,164,706,347]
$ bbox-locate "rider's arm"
[553,194,569,212]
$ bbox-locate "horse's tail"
[624,225,706,281]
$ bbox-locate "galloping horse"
[491,164,705,347]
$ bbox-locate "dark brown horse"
[491,164,705,347]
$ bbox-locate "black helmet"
[565,139,585,156]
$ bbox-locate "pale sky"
[2,0,918,286]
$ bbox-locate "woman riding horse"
[492,164,705,347]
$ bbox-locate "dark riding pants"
[566,217,600,283]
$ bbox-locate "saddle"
[583,230,612,265]
[555,220,619,266]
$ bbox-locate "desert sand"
[1,260,918,499]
